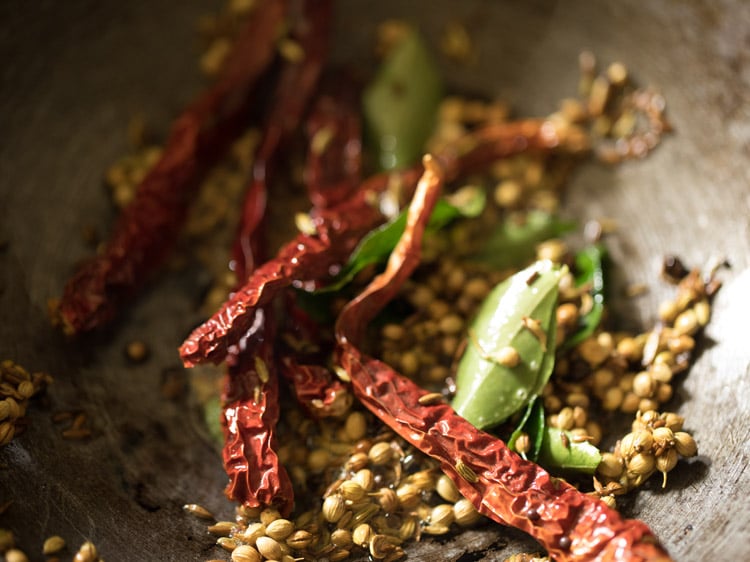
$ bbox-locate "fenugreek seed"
[286,529,313,550]
[621,392,641,414]
[124,340,149,363]
[650,363,673,383]
[183,503,214,520]
[352,523,373,547]
[453,498,481,526]
[556,303,579,329]
[694,300,711,326]
[307,449,331,473]
[331,528,353,548]
[495,346,521,367]
[656,448,679,477]
[661,412,685,432]
[231,545,261,562]
[340,481,366,502]
[536,238,567,263]
[633,372,656,398]
[618,432,637,458]
[323,495,347,523]
[265,519,294,541]
[17,380,34,399]
[632,429,654,453]
[396,483,421,509]
[655,383,673,403]
[555,407,575,431]
[430,504,455,527]
[351,503,379,526]
[369,534,395,559]
[674,432,698,457]
[435,474,460,502]
[346,452,370,471]
[368,442,393,465]
[352,468,375,492]
[598,452,624,478]
[382,324,406,341]
[438,314,464,335]
[514,432,531,455]
[345,411,367,442]
[463,277,491,300]
[242,522,266,545]
[673,309,699,336]
[5,549,29,562]
[217,537,238,552]
[256,536,282,560]
[377,487,399,513]
[628,452,656,476]
[601,386,624,411]
[577,337,609,366]
[207,521,235,536]
[408,469,435,491]
[521,316,547,351]
[73,541,98,562]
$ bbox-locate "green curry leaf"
[363,29,443,170]
[538,427,602,474]
[318,187,485,293]
[474,211,576,269]
[452,260,561,429]
[563,243,607,349]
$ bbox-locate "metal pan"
[2,1,749,560]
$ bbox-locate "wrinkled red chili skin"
[303,77,362,208]
[222,310,294,515]
[58,0,287,334]
[181,119,567,366]
[180,166,422,366]
[333,159,672,562]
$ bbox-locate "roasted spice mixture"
[34,2,719,562]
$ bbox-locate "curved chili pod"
[181,118,573,366]
[58,0,288,334]
[333,159,672,562]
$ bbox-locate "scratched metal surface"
[1,1,749,560]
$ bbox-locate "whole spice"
[333,157,672,561]
[58,0,287,333]
[181,118,578,366]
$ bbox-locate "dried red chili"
[234,0,333,277]
[220,0,333,513]
[303,77,362,208]
[221,311,294,515]
[58,0,287,334]
[333,157,673,562]
[180,118,571,366]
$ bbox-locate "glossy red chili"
[221,0,332,513]
[58,0,287,334]
[180,118,568,366]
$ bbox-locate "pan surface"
[2,1,749,560]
